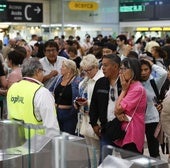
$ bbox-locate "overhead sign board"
[0,1,7,22]
[120,0,170,21]
[69,1,98,11]
[120,5,145,12]
[7,2,43,22]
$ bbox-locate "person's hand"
[0,88,7,96]
[122,44,132,56]
[116,113,128,122]
[93,125,101,138]
[153,97,162,113]
[120,73,131,91]
[155,103,163,113]
[142,58,154,66]
[75,97,88,106]
[73,100,80,110]
[49,70,58,78]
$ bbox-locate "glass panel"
[0,120,26,168]
[30,133,97,168]
[23,123,52,168]
[0,120,97,168]
[101,145,168,168]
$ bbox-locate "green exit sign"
[0,4,7,12]
[120,5,145,12]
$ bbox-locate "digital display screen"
[119,0,170,21]
[0,1,7,22]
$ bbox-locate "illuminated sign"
[0,4,7,12]
[120,0,155,2]
[150,27,162,31]
[0,1,43,22]
[136,27,149,31]
[7,2,43,22]
[69,1,98,11]
[120,5,145,12]
[0,1,7,22]
[120,0,170,21]
[163,27,170,31]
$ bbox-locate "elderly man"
[7,58,59,138]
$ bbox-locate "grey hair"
[22,58,43,77]
[80,54,98,69]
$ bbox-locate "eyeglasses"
[123,60,131,69]
[39,68,45,72]
[120,67,129,72]
[120,60,131,72]
[110,87,115,101]
[45,48,57,54]
[84,67,94,73]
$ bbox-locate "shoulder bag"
[105,88,144,141]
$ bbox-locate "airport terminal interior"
[0,0,170,167]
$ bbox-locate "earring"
[65,73,69,78]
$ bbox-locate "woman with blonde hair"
[50,59,82,135]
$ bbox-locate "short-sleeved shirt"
[39,56,67,89]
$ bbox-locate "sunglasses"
[110,87,115,101]
[123,60,131,69]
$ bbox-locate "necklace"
[61,75,74,86]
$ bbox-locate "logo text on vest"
[11,95,24,104]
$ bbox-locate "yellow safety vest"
[7,80,45,139]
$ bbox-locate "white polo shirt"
[39,56,67,89]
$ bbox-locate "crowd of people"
[1,33,170,165]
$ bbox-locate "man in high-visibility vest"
[7,58,60,139]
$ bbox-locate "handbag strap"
[125,88,144,131]
[150,79,160,101]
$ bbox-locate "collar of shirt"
[142,76,153,85]
[23,77,44,86]
[92,69,104,82]
[44,56,57,65]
